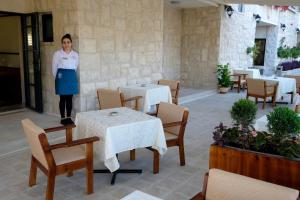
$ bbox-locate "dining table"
[259,76,297,102]
[74,107,167,184]
[119,83,172,113]
[233,68,261,78]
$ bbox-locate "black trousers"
[59,95,73,118]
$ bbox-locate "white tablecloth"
[121,190,163,200]
[260,76,297,101]
[254,115,268,132]
[283,68,300,75]
[120,84,172,113]
[233,68,261,78]
[74,107,167,172]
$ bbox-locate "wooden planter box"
[209,144,300,191]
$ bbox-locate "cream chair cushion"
[52,146,85,166]
[247,78,265,96]
[164,131,178,140]
[158,79,179,98]
[157,102,188,136]
[206,169,299,200]
[97,88,123,109]
[21,119,49,169]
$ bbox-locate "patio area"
[0,91,294,200]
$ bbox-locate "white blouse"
[52,49,79,77]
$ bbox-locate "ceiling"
[168,0,300,8]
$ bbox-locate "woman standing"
[52,34,78,125]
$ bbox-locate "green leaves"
[230,99,258,128]
[217,64,231,87]
[277,38,300,59]
[267,107,300,138]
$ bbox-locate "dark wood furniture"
[22,119,99,200]
[246,78,278,109]
[230,73,247,93]
[209,145,300,191]
[158,79,180,104]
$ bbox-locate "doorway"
[0,11,43,113]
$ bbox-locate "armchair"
[21,119,99,200]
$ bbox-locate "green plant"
[230,99,258,128]
[246,44,260,60]
[217,64,231,88]
[277,37,300,60]
[267,107,300,139]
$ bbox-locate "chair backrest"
[158,79,180,99]
[97,88,124,110]
[157,102,189,136]
[246,78,265,96]
[21,119,49,169]
[205,169,299,200]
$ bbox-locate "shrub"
[267,107,300,139]
[230,99,258,128]
[217,64,231,87]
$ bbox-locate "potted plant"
[246,44,260,60]
[210,101,300,190]
[217,64,231,94]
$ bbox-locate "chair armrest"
[124,96,142,102]
[191,192,205,200]
[147,112,157,116]
[44,124,76,133]
[163,121,182,128]
[48,136,100,151]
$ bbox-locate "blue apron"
[55,69,78,95]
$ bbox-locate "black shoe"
[65,117,74,125]
[60,118,68,125]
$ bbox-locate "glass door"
[21,13,43,113]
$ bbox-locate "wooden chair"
[145,102,189,174]
[191,169,300,200]
[230,73,247,93]
[158,79,180,105]
[246,78,278,109]
[21,119,99,200]
[97,88,142,110]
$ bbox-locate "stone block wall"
[76,0,164,111]
[162,1,182,80]
[218,8,256,69]
[181,7,221,89]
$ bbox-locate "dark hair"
[61,34,72,43]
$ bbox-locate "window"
[238,4,244,13]
[42,14,53,42]
[254,39,266,66]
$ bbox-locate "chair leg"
[86,143,94,194]
[291,93,294,104]
[237,83,240,93]
[272,96,276,107]
[29,156,37,187]
[130,149,136,161]
[255,97,258,104]
[179,143,185,166]
[153,150,160,174]
[262,98,266,109]
[46,173,56,200]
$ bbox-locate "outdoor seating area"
[1,0,300,200]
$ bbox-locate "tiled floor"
[0,91,295,200]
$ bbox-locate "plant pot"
[219,87,229,94]
[209,144,300,191]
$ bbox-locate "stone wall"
[181,7,221,89]
[76,0,164,111]
[218,8,256,69]
[162,1,182,80]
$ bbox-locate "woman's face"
[62,38,72,52]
